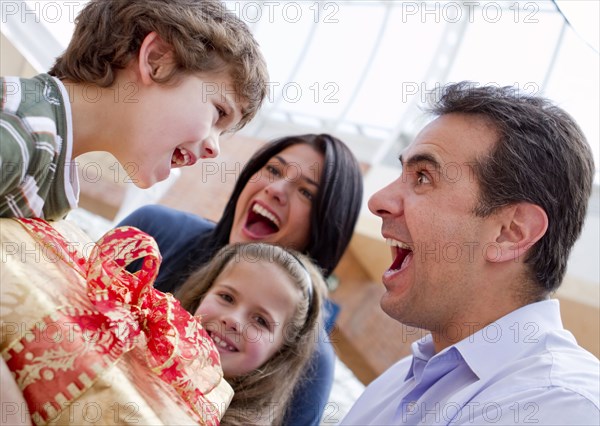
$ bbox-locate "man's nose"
[368,178,403,217]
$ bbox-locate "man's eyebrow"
[399,153,442,169]
[273,155,320,187]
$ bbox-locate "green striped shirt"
[0,74,79,220]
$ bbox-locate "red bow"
[7,218,224,425]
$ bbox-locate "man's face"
[368,113,499,335]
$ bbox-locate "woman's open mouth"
[243,202,280,238]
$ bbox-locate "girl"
[176,243,327,426]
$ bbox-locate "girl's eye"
[218,293,234,303]
[254,315,269,329]
[299,188,314,201]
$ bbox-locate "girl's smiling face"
[229,143,324,250]
[194,259,302,378]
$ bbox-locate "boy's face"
[195,259,301,378]
[118,72,246,188]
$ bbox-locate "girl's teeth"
[212,334,236,351]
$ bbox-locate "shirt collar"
[405,299,563,381]
[406,335,434,381]
[457,299,563,378]
[406,335,463,382]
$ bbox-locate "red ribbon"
[6,218,224,425]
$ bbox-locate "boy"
[0,0,268,220]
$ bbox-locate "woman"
[119,133,363,425]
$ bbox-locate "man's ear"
[137,32,173,85]
[488,202,548,263]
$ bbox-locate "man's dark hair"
[428,82,595,294]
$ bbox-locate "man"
[342,82,599,425]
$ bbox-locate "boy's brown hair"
[49,0,268,128]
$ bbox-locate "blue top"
[342,299,600,425]
[118,204,335,425]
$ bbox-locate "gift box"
[1,218,233,425]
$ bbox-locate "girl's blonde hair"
[177,243,327,426]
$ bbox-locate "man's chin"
[380,293,407,322]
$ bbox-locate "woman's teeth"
[252,204,280,227]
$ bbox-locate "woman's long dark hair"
[164,134,363,291]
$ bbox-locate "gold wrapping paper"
[1,218,233,425]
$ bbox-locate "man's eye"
[217,106,227,118]
[417,172,431,185]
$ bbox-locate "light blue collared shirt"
[342,300,599,425]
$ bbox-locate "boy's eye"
[217,106,227,119]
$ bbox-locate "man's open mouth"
[387,238,413,272]
[244,202,280,237]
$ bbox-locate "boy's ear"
[137,32,174,85]
[487,202,548,263]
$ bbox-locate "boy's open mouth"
[387,238,413,272]
[244,202,280,237]
[171,147,197,168]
